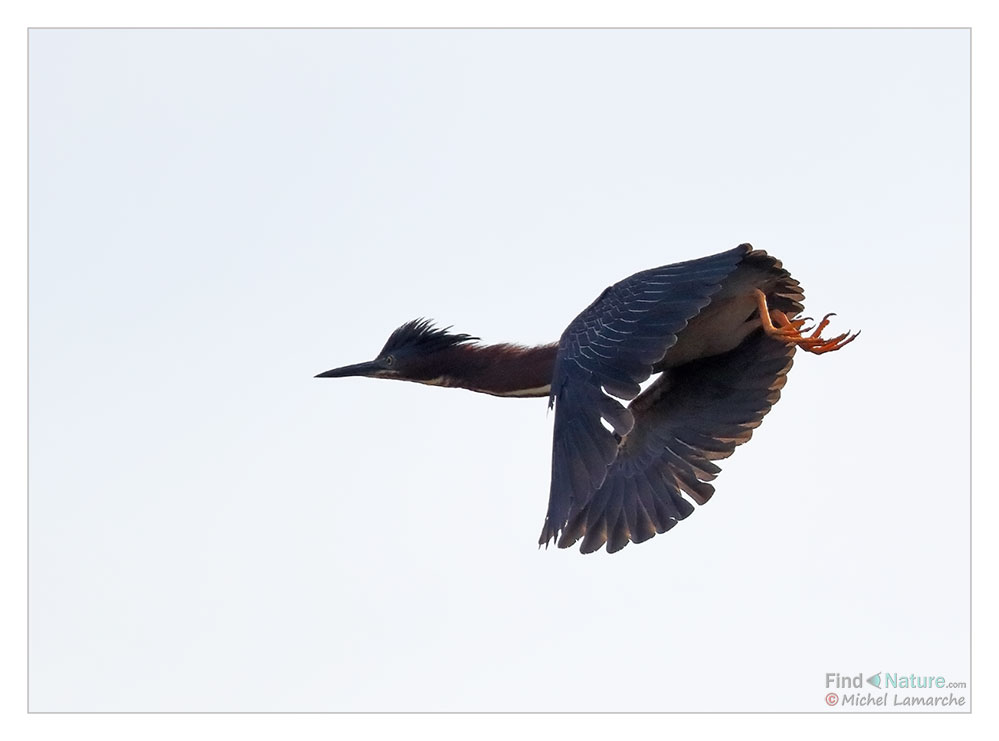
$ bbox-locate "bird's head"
[315,318,479,382]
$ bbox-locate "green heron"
[316,244,857,554]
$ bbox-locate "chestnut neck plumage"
[413,342,558,398]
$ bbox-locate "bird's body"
[317,244,857,553]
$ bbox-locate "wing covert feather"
[539,246,751,548]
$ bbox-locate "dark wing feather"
[557,330,795,553]
[539,245,751,548]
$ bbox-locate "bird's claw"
[755,290,859,355]
[771,310,859,354]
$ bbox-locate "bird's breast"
[482,384,552,398]
[660,294,761,368]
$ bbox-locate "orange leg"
[753,289,859,354]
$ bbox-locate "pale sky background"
[28,29,969,711]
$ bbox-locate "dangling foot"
[753,289,859,354]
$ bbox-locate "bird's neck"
[420,342,558,398]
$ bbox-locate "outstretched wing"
[539,245,751,548]
[557,330,795,553]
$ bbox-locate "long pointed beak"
[314,360,382,379]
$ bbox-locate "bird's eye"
[384,355,395,367]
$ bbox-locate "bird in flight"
[316,244,857,553]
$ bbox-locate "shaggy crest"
[379,318,479,356]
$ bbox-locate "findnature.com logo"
[823,672,968,709]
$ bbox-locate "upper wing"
[539,245,751,548]
[556,330,796,553]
